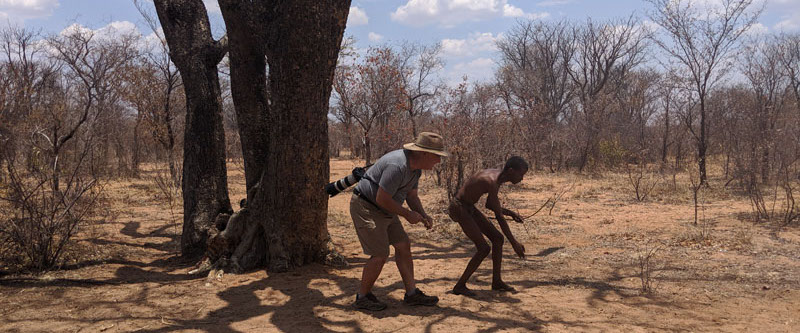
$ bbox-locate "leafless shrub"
[778,178,799,225]
[742,158,799,226]
[0,149,101,271]
[626,160,661,202]
[546,181,574,215]
[635,241,664,294]
[746,177,771,222]
[149,162,182,253]
[731,223,754,251]
[0,24,113,272]
[689,165,703,226]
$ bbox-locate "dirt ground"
[1,158,798,332]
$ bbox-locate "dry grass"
[0,159,798,332]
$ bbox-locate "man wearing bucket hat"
[350,132,448,311]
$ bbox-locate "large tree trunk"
[154,0,233,257]
[196,0,350,274]
[218,1,271,191]
[256,0,351,272]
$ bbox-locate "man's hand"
[403,210,423,224]
[512,241,526,259]
[421,213,433,230]
[510,212,524,224]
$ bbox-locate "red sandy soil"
[1,159,798,332]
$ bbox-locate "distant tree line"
[1,0,797,271]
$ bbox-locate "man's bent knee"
[392,241,411,250]
[368,256,388,264]
[490,235,504,247]
[393,241,411,256]
[476,243,491,256]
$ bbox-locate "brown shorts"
[350,194,409,258]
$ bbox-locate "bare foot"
[491,281,516,292]
[452,285,476,296]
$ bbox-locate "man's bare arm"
[376,187,422,224]
[406,189,424,214]
[501,208,523,223]
[406,189,432,229]
[487,189,526,258]
[486,190,517,243]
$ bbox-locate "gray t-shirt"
[355,149,421,205]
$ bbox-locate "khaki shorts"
[350,194,409,258]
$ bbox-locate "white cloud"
[774,5,800,32]
[97,21,140,39]
[687,0,768,12]
[392,0,548,28]
[637,19,664,39]
[502,3,524,17]
[142,29,166,51]
[348,6,369,26]
[775,17,800,32]
[60,21,141,42]
[368,32,383,42]
[441,32,500,57]
[770,0,800,32]
[59,23,92,37]
[450,57,496,83]
[744,22,768,36]
[0,0,58,19]
[55,21,154,52]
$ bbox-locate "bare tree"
[176,0,352,273]
[655,73,683,165]
[132,1,184,182]
[612,68,661,157]
[496,19,575,170]
[332,46,405,165]
[0,25,44,177]
[0,25,103,270]
[778,33,800,105]
[153,0,233,257]
[568,16,648,171]
[647,0,763,184]
[397,42,443,138]
[741,36,789,183]
[46,25,138,190]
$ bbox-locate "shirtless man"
[447,156,528,296]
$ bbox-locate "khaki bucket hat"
[403,132,449,157]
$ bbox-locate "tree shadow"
[534,246,564,257]
[126,237,567,333]
[1,227,716,332]
[0,220,198,287]
[121,221,177,240]
[0,259,199,288]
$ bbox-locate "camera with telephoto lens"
[325,166,367,197]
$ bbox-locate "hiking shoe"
[353,293,387,311]
[403,288,439,306]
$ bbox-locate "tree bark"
[196,0,350,274]
[154,0,233,257]
[218,1,271,191]
[257,0,350,271]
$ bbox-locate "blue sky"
[2,0,799,83]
